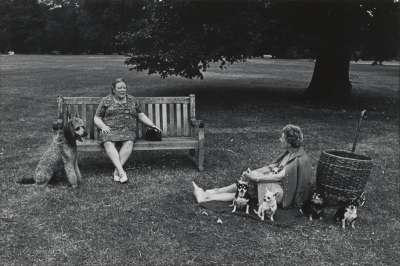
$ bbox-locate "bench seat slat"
[135,138,197,150]
[77,137,198,151]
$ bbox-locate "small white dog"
[254,189,278,222]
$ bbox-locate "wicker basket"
[316,149,373,204]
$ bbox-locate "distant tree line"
[1,0,397,62]
[0,0,146,54]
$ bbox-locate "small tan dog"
[254,189,278,222]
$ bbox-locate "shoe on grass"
[113,169,120,182]
[119,171,128,183]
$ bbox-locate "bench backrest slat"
[169,103,175,136]
[87,104,94,139]
[59,95,196,139]
[176,103,182,136]
[146,103,154,137]
[183,103,189,136]
[81,103,87,125]
[155,103,161,129]
[162,104,168,134]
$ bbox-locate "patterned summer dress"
[95,94,142,143]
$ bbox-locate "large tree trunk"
[306,45,352,100]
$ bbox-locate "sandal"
[119,171,128,183]
[113,169,120,182]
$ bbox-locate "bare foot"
[192,181,205,203]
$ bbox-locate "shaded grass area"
[1,55,399,265]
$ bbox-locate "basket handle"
[351,110,367,153]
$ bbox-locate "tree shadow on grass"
[78,151,197,174]
[160,85,398,116]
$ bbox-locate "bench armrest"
[190,119,204,129]
[52,118,64,131]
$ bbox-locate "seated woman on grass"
[193,124,315,208]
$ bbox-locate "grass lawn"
[1,55,399,265]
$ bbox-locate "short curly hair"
[282,124,303,148]
[111,78,126,94]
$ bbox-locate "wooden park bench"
[56,94,205,171]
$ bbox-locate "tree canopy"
[122,0,398,78]
[119,0,398,98]
[0,0,398,98]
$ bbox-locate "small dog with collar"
[231,180,252,215]
[254,189,278,222]
[334,193,365,229]
[300,192,325,221]
[334,201,358,229]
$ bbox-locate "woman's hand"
[101,125,111,134]
[94,116,111,134]
[241,168,251,180]
[242,168,260,182]
[248,172,261,182]
[151,125,161,132]
[138,113,162,132]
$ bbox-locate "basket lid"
[323,149,372,161]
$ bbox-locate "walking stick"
[351,110,367,153]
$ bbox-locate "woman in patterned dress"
[193,125,314,208]
[94,78,160,183]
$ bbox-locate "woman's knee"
[103,141,115,149]
[124,140,134,148]
[120,141,134,154]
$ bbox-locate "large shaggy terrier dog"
[17,117,87,188]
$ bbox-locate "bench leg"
[197,151,204,171]
[197,131,205,171]
[189,149,203,171]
